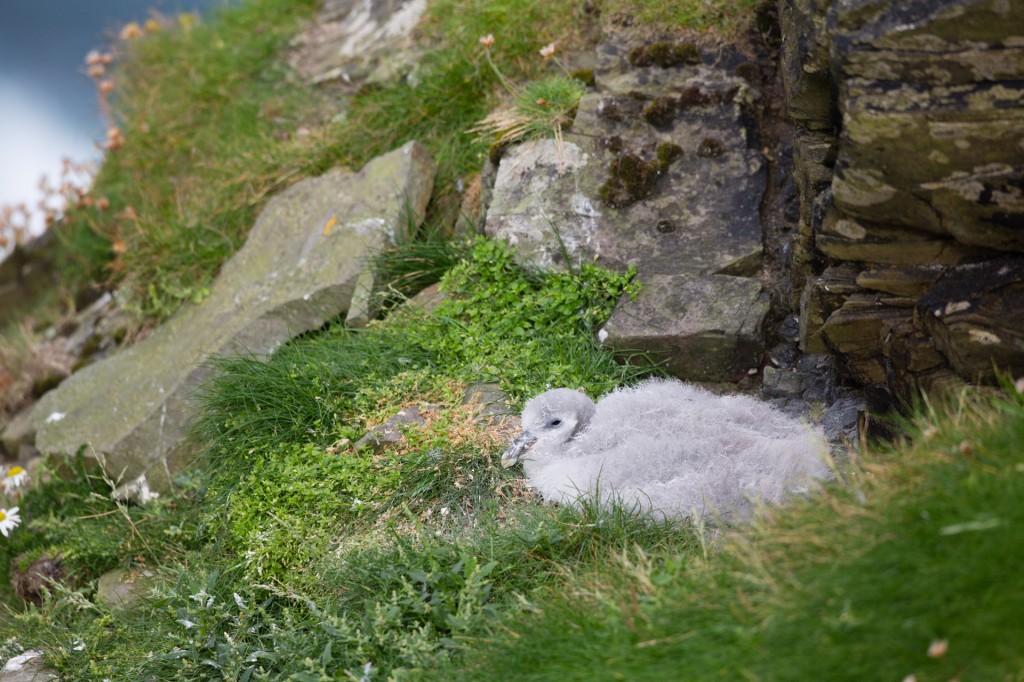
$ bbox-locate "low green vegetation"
[3,0,1020,680]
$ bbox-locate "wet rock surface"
[30,142,436,492]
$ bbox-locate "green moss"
[643,97,677,128]
[656,142,684,166]
[627,41,701,68]
[599,143,683,208]
[678,85,711,108]
[598,153,661,208]
[488,141,508,165]
[569,68,595,87]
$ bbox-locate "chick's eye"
[549,418,562,427]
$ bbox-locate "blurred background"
[0,0,228,237]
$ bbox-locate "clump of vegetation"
[7,1,1022,680]
[469,37,588,150]
[599,143,682,208]
[678,84,712,108]
[0,454,203,607]
[643,96,678,127]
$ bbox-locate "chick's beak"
[501,432,537,468]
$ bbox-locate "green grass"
[56,0,324,319]
[6,1,1021,679]
[50,0,595,322]
[438,389,1024,681]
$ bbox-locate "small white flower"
[539,42,556,59]
[2,466,28,493]
[0,507,21,537]
[478,34,495,48]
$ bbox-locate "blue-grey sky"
[0,0,228,223]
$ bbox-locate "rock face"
[484,37,770,381]
[30,142,436,491]
[781,0,1024,400]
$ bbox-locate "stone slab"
[96,568,157,610]
[599,274,770,382]
[31,142,436,492]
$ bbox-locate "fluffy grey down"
[502,378,831,520]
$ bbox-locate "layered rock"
[29,142,436,492]
[781,0,1024,400]
[485,37,771,381]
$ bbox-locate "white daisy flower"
[2,466,28,493]
[0,507,21,537]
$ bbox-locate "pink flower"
[479,34,495,48]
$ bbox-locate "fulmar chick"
[502,377,830,520]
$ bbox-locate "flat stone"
[31,142,436,492]
[0,651,56,682]
[290,0,428,86]
[799,264,861,354]
[815,209,996,265]
[462,383,514,424]
[599,274,770,382]
[96,568,156,610]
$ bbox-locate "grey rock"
[290,0,428,86]
[762,366,807,399]
[31,142,436,492]
[821,395,866,453]
[485,74,765,278]
[0,651,56,682]
[462,383,514,424]
[354,404,436,452]
[599,274,770,382]
[96,568,156,610]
